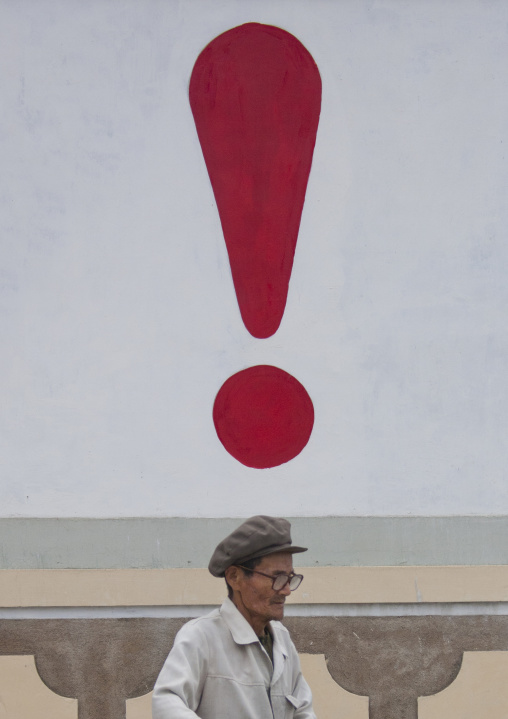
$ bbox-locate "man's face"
[232,552,294,632]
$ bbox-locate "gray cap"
[208,515,307,577]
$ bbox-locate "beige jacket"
[152,598,316,719]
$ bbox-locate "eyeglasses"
[236,566,304,591]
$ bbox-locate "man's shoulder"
[180,607,221,628]
[175,607,224,639]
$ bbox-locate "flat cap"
[208,515,307,577]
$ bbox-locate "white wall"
[1,0,508,517]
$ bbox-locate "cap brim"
[235,543,308,568]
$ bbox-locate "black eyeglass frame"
[236,565,304,591]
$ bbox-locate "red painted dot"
[213,365,314,469]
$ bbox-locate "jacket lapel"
[270,623,288,685]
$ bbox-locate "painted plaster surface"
[2,1,508,517]
[126,692,152,719]
[4,566,508,607]
[299,653,369,719]
[2,517,508,569]
[2,616,508,719]
[0,655,77,719]
[288,616,508,719]
[419,651,508,718]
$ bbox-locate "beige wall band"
[1,566,508,607]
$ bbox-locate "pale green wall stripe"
[0,517,507,569]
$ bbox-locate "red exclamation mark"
[190,23,321,469]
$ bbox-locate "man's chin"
[270,603,285,620]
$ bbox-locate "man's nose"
[279,581,292,596]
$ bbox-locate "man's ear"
[225,565,241,590]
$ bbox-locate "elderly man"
[152,515,315,719]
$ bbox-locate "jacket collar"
[220,598,289,658]
[220,598,259,645]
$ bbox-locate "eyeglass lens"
[273,573,303,591]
